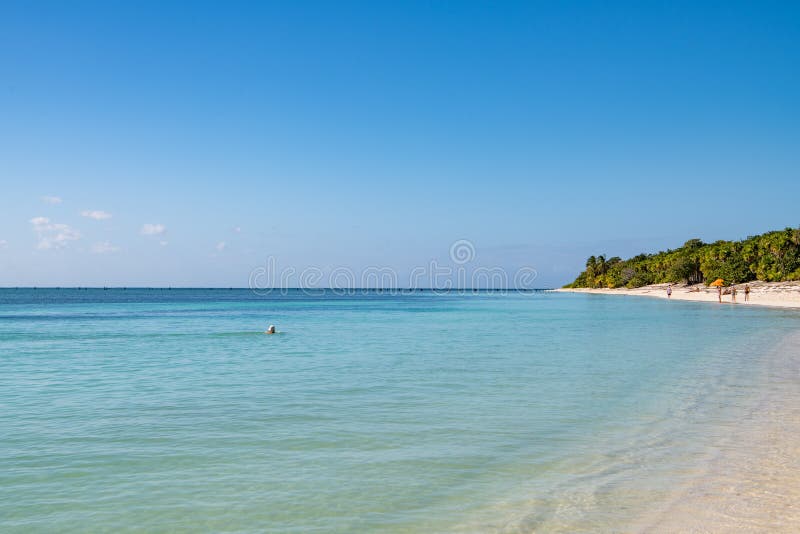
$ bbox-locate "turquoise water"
[1,289,798,532]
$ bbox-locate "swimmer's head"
[266,325,276,334]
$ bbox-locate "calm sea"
[1,289,797,532]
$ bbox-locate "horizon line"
[0,286,554,291]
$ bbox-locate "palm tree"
[596,255,607,275]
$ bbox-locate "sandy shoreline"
[559,282,800,531]
[555,281,800,309]
[638,330,800,532]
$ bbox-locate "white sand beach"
[556,281,800,309]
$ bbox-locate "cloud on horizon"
[141,223,166,236]
[81,210,112,220]
[41,195,62,205]
[30,216,81,250]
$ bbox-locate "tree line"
[566,227,800,288]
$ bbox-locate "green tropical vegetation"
[566,227,800,289]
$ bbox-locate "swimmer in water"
[265,325,276,334]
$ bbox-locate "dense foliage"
[566,227,800,289]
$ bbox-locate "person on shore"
[717,285,722,303]
[667,284,672,299]
[731,285,737,302]
[745,284,751,302]
[265,325,276,334]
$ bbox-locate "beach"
[4,0,798,531]
[637,330,800,532]
[557,284,800,532]
[557,280,800,309]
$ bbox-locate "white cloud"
[233,226,242,233]
[216,241,226,251]
[41,195,62,205]
[141,223,166,236]
[81,210,112,220]
[30,216,81,250]
[0,239,7,248]
[91,241,119,254]
[159,240,168,246]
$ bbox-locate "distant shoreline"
[555,281,800,310]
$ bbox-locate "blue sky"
[1,1,799,287]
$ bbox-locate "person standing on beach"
[745,284,751,302]
[717,285,722,303]
[667,284,672,299]
[731,285,737,302]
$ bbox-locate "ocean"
[1,288,798,532]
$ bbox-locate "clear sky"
[1,1,799,287]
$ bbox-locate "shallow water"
[1,289,798,532]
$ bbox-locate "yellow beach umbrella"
[709,278,725,287]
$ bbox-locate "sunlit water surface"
[1,289,798,532]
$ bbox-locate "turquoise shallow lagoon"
[1,289,798,532]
